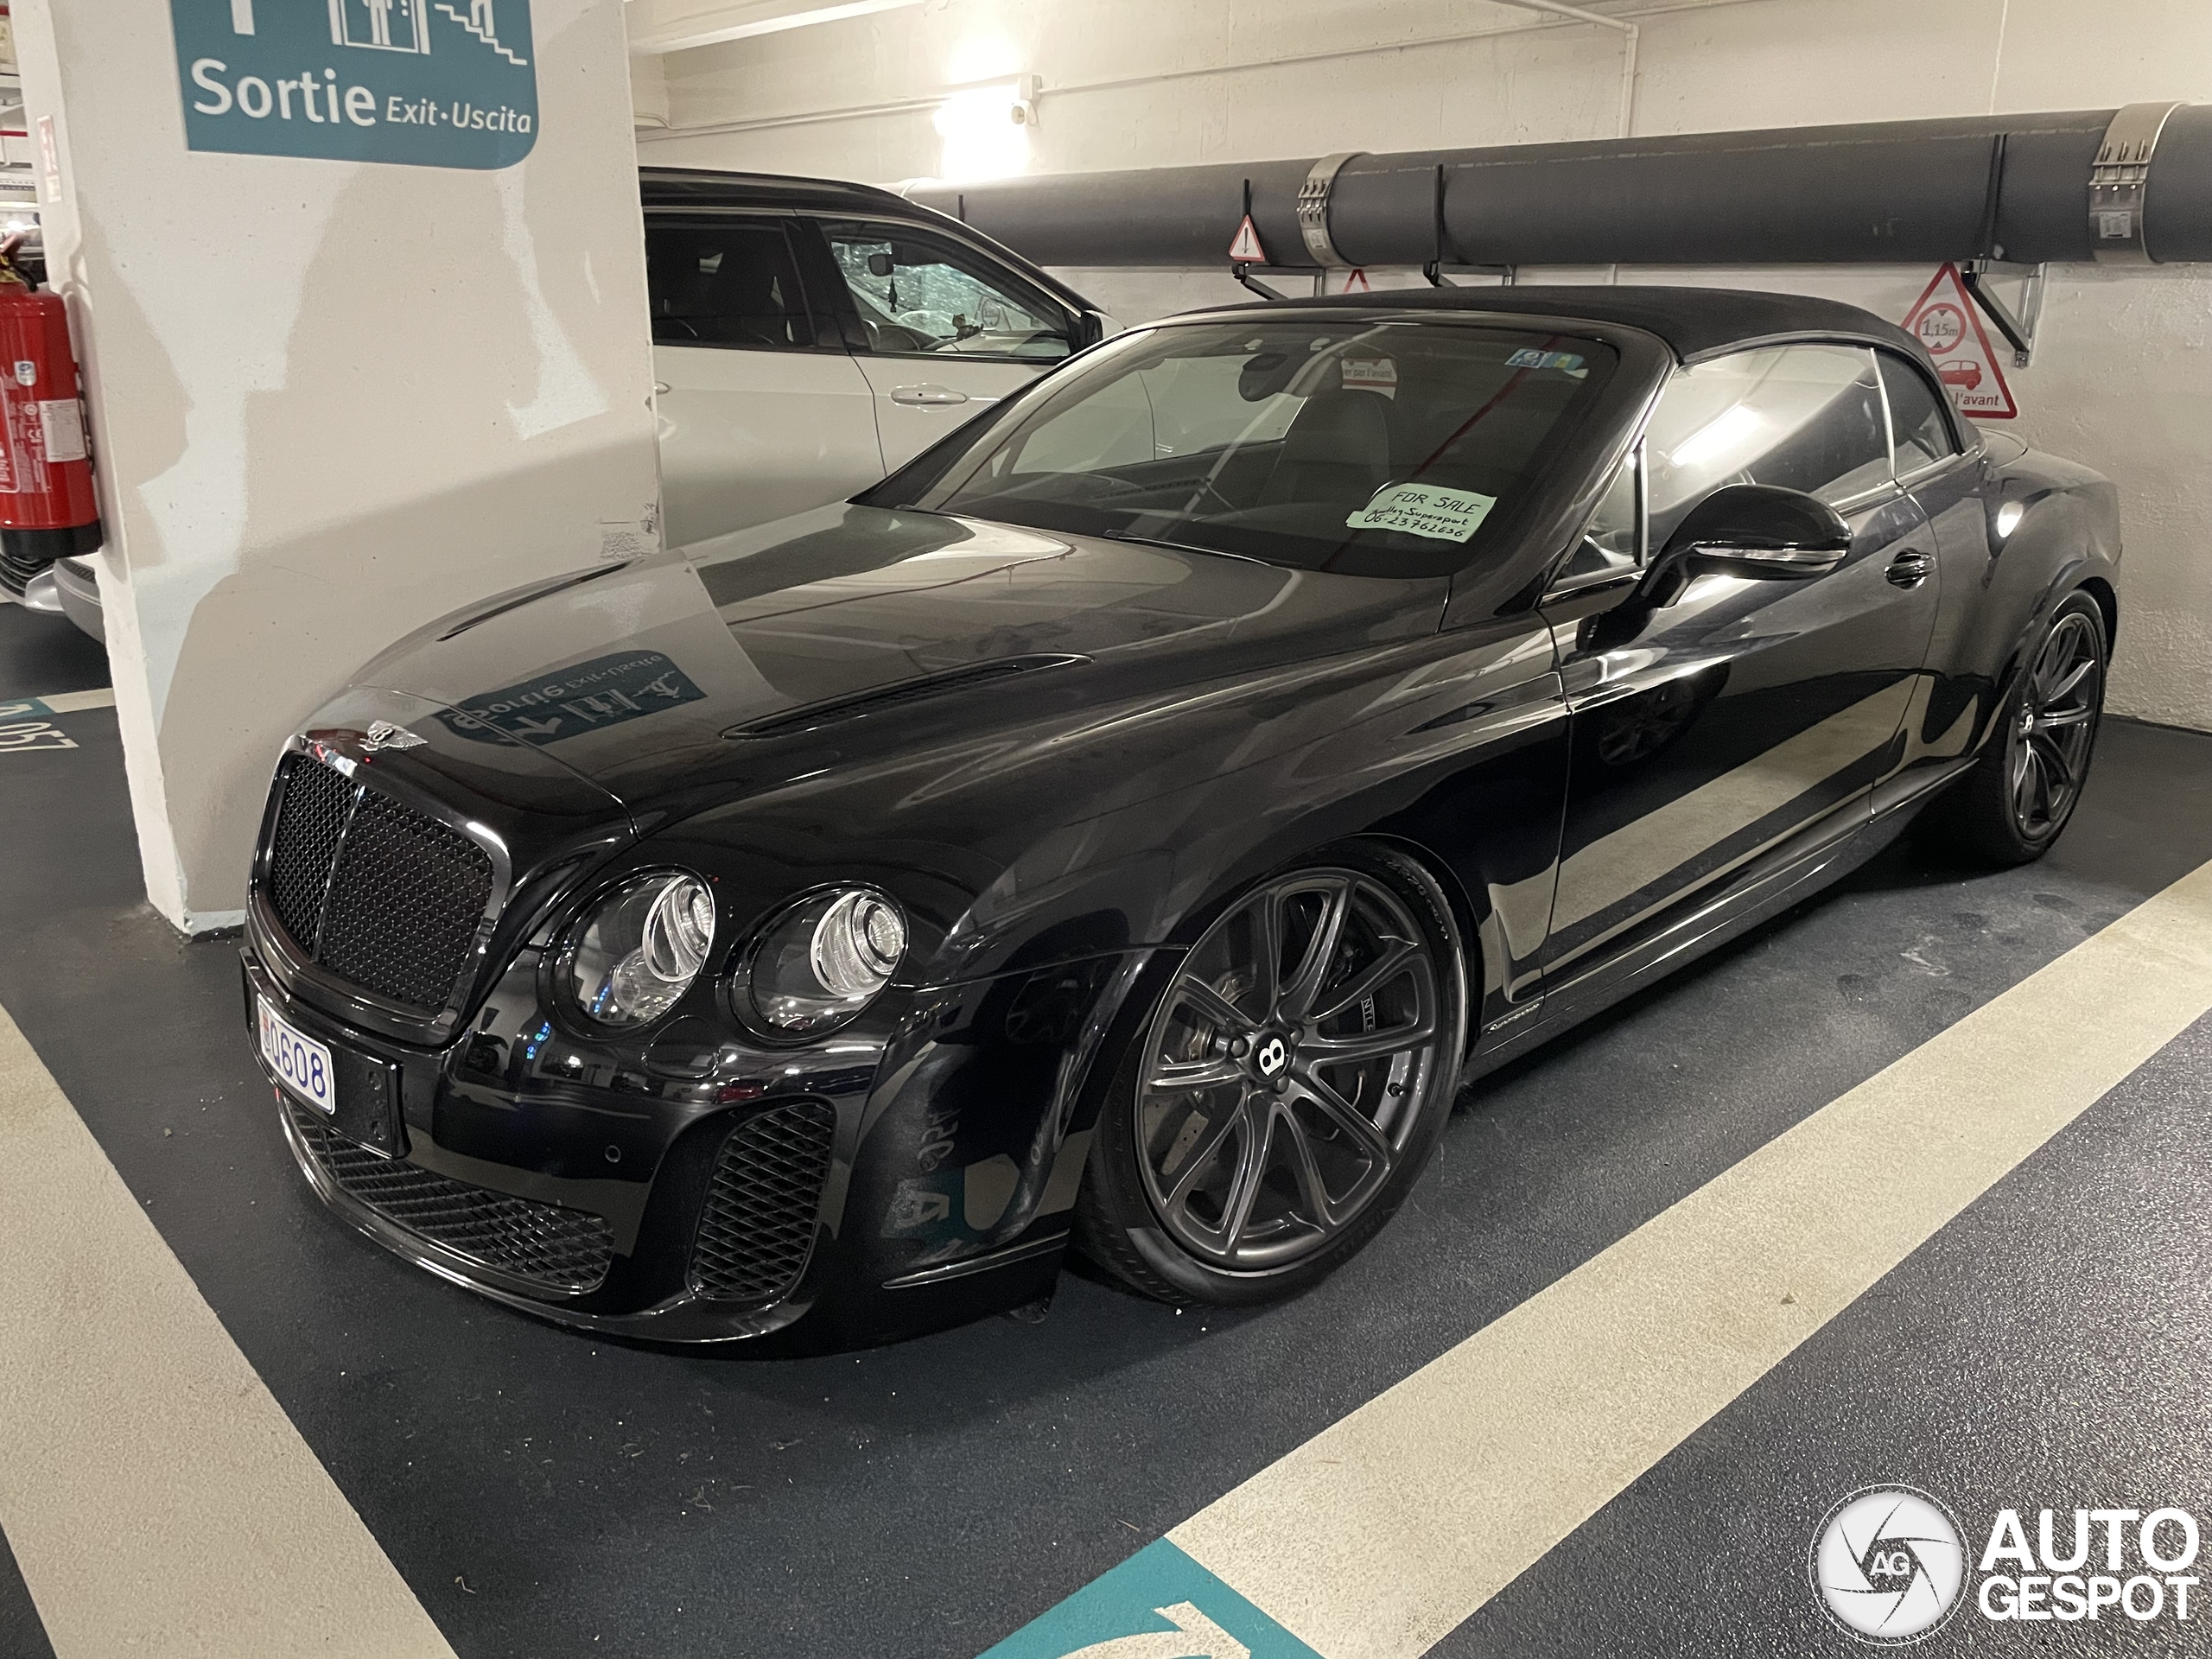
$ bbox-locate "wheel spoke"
[1162,1100,1243,1208]
[1147,1052,1246,1094]
[1280,877,1351,1020]
[1290,1065,1394,1164]
[1175,975,1256,1039]
[1216,1097,1274,1255]
[2030,731,2074,791]
[2032,705,2094,732]
[2027,743,2053,817]
[2044,656,2095,708]
[2012,741,2040,822]
[1307,940,1421,1026]
[1275,1107,1342,1229]
[1303,1015,1436,1066]
[1249,888,1283,1012]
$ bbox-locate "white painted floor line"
[1170,857,2212,1659]
[35,688,116,714]
[0,1003,456,1659]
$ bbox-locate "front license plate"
[257,996,336,1115]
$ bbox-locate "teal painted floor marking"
[976,1538,1324,1659]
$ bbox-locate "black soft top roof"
[1199,283,1924,363]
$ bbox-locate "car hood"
[348,504,1448,810]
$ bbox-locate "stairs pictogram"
[433,3,529,67]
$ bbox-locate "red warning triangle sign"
[1228,214,1266,264]
[1341,268,1371,292]
[1901,263,2017,420]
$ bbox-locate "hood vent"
[723,654,1089,741]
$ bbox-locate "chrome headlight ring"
[555,869,719,1032]
[732,886,908,1043]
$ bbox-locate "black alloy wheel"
[1076,843,1467,1306]
[2005,606,2103,840]
[1928,589,2107,864]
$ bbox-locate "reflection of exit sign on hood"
[436,651,707,747]
[169,0,538,169]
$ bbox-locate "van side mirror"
[1643,484,1852,606]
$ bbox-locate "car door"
[646,213,884,548]
[810,218,1077,471]
[1538,342,1941,983]
[1874,348,1994,800]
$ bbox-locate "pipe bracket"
[1961,261,2044,368]
[1297,151,1361,270]
[2090,100,2183,264]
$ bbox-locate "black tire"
[1923,589,2107,865]
[1073,842,1470,1306]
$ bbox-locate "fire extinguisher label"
[35,401,85,464]
[170,0,537,172]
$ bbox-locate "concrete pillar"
[12,0,660,931]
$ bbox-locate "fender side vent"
[689,1099,838,1306]
[722,653,1089,740]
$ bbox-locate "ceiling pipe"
[906,105,2212,271]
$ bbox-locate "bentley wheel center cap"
[1255,1033,1291,1078]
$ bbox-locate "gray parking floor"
[1,601,2207,1658]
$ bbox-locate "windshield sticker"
[1345,483,1498,543]
[1506,348,1586,372]
[1339,356,1398,397]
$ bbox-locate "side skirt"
[1460,770,1961,1087]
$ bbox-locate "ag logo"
[1810,1485,1967,1644]
[1255,1035,1288,1078]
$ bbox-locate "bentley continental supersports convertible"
[243,288,2120,1348]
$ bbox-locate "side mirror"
[1643,484,1852,606]
[1076,308,1116,349]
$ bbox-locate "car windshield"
[866,318,1617,573]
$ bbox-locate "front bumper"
[244,938,1151,1349]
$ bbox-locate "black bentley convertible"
[243,288,2120,1347]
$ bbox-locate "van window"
[820,221,1072,361]
[645,219,818,350]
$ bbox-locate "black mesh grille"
[267,754,356,954]
[260,753,494,1014]
[690,1101,836,1304]
[315,786,493,1011]
[289,1101,613,1292]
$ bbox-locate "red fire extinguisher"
[0,233,100,597]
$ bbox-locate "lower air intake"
[690,1099,836,1305]
[288,1101,614,1293]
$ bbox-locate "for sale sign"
[1902,264,2017,420]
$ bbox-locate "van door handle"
[1886,550,1935,588]
[890,384,969,406]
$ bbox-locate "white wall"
[639,0,2212,732]
[19,0,660,931]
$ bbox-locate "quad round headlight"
[561,871,717,1029]
[738,887,907,1039]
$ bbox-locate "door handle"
[890,384,969,406]
[1885,550,1935,588]
[652,382,670,395]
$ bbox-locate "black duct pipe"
[908,106,2212,270]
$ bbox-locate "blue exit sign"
[169,0,538,169]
